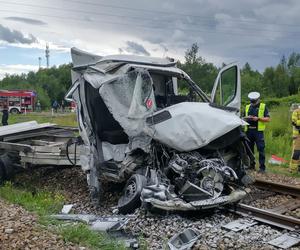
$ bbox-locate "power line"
[64,0,300,29]
[1,8,300,41]
[1,0,300,35]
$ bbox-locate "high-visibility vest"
[292,108,300,136]
[245,103,266,132]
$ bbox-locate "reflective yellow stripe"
[244,104,250,132]
[257,103,266,131]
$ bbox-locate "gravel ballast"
[12,167,300,249]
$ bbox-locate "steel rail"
[253,178,300,198]
[232,203,300,231]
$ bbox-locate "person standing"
[244,92,270,173]
[36,100,41,112]
[52,100,59,113]
[2,104,9,126]
[290,107,300,173]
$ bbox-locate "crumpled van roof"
[71,47,176,68]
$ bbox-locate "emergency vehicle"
[0,90,37,114]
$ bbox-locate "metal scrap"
[222,218,257,232]
[168,228,200,250]
[51,213,137,248]
[0,121,80,168]
[268,231,300,249]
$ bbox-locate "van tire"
[118,174,147,214]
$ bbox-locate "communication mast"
[38,57,42,69]
[45,43,50,68]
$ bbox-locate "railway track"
[253,178,300,198]
[231,178,300,231]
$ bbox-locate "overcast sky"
[0,0,300,78]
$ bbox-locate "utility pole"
[45,43,50,68]
[38,57,42,69]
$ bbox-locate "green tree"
[179,43,218,94]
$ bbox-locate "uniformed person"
[1,104,9,126]
[244,92,270,173]
[290,107,300,173]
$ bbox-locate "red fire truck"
[0,90,37,114]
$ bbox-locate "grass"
[58,223,126,250]
[257,104,300,177]
[0,182,125,250]
[264,105,292,160]
[8,111,77,127]
[0,182,64,216]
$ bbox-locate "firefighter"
[1,104,9,126]
[290,107,300,173]
[244,92,270,173]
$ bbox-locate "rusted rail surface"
[231,178,300,230]
[253,179,300,198]
[233,203,300,231]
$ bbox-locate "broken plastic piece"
[90,217,129,232]
[168,228,200,250]
[51,214,98,223]
[268,155,287,165]
[61,204,73,214]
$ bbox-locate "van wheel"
[118,174,147,214]
[10,108,19,114]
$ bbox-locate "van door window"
[213,66,237,106]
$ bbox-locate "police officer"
[290,106,300,173]
[245,92,270,173]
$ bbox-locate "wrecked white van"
[66,47,251,213]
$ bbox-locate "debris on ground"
[13,167,300,249]
[268,231,300,249]
[51,214,129,232]
[61,204,74,214]
[268,155,287,165]
[52,214,138,248]
[222,218,258,232]
[167,228,200,250]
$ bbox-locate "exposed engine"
[140,151,246,212]
[166,152,238,201]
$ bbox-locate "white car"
[66,48,251,213]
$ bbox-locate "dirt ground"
[0,198,80,250]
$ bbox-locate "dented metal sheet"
[0,121,80,168]
[222,219,257,232]
[0,121,56,137]
[268,232,300,249]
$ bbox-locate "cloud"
[0,24,37,44]
[1,0,300,71]
[5,17,47,26]
[120,41,150,56]
[0,64,39,79]
[0,40,69,52]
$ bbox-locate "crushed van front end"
[66,47,251,213]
